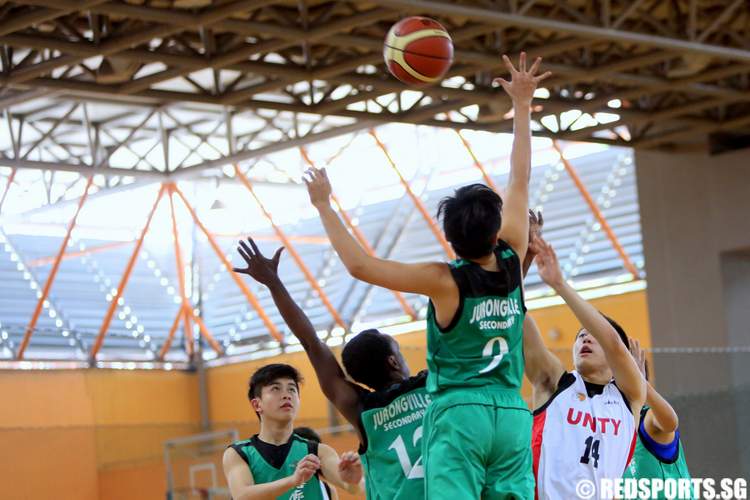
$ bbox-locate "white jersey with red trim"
[532,371,637,500]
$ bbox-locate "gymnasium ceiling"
[0,0,746,365]
[0,0,749,183]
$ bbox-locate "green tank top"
[358,371,429,500]
[426,240,526,394]
[624,408,693,499]
[230,434,326,500]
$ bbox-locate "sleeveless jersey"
[425,240,525,394]
[358,371,429,500]
[623,407,693,499]
[230,434,327,500]
[532,371,637,500]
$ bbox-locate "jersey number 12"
[388,426,424,479]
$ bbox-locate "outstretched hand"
[232,237,284,287]
[535,237,565,289]
[528,210,544,254]
[628,337,647,379]
[522,210,544,277]
[304,167,332,209]
[494,52,552,107]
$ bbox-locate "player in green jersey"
[304,53,551,499]
[624,340,693,499]
[233,238,429,499]
[222,363,363,499]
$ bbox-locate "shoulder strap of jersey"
[428,263,467,333]
[533,371,576,415]
[304,438,324,481]
[228,438,255,466]
[495,239,525,306]
[306,439,319,457]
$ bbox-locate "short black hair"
[248,363,302,402]
[342,329,395,390]
[294,427,322,443]
[437,183,503,259]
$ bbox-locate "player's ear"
[251,397,262,414]
[387,353,401,372]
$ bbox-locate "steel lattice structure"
[0,0,745,365]
[0,0,748,181]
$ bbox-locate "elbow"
[664,414,679,433]
[347,260,369,281]
[659,410,679,433]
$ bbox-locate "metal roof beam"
[370,0,750,62]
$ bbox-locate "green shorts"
[422,387,534,500]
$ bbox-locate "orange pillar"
[552,141,640,280]
[233,164,348,329]
[369,128,455,259]
[185,307,223,355]
[167,184,195,359]
[159,304,186,360]
[170,184,283,343]
[299,148,417,320]
[454,130,500,192]
[89,185,166,360]
[17,175,95,359]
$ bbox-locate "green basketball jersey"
[229,434,326,500]
[624,407,693,499]
[426,240,526,394]
[358,371,429,500]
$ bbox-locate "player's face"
[253,378,300,422]
[572,329,610,375]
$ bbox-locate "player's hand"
[338,451,363,485]
[304,167,332,209]
[494,52,551,107]
[528,210,544,254]
[522,211,544,277]
[232,237,284,286]
[292,454,320,487]
[628,337,647,379]
[535,238,565,289]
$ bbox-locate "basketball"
[383,16,453,86]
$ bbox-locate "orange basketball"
[384,16,454,86]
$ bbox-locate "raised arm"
[318,444,364,495]
[223,447,319,500]
[304,167,453,299]
[523,313,566,409]
[535,239,646,409]
[495,53,551,259]
[629,338,679,441]
[233,238,362,429]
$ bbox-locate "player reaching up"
[523,235,646,499]
[304,52,550,499]
[233,238,428,499]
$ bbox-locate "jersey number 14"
[580,436,601,468]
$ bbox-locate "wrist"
[313,200,332,211]
[549,278,568,293]
[513,100,532,111]
[265,276,284,290]
[285,474,298,488]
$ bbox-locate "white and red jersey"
[532,371,637,500]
